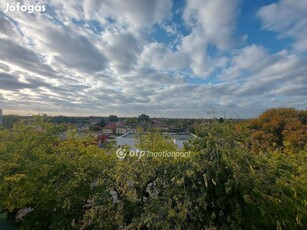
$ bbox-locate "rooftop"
[103,123,116,129]
[118,132,195,140]
[116,132,196,150]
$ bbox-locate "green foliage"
[138,114,150,122]
[246,108,307,153]
[109,115,119,122]
[98,118,106,127]
[0,118,115,229]
[0,113,306,229]
[135,130,178,152]
[2,115,22,129]
[125,117,138,126]
[89,125,101,131]
[184,121,307,229]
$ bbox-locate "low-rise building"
[76,124,90,132]
[116,123,127,135]
[126,126,137,133]
[103,122,129,135]
[152,121,171,132]
[102,123,116,134]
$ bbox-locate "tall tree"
[109,115,119,122]
[98,118,106,127]
[138,114,150,122]
[246,108,307,152]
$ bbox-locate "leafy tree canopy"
[245,108,307,153]
[0,110,306,229]
[138,114,150,122]
[109,115,119,122]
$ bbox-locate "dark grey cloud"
[44,28,108,73]
[0,38,58,78]
[0,73,50,90]
[0,16,16,37]
[104,32,141,73]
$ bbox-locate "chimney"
[0,109,2,125]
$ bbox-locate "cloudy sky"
[0,0,306,118]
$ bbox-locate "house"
[76,124,90,132]
[102,123,116,134]
[126,126,137,133]
[116,123,127,135]
[103,122,128,135]
[152,121,171,132]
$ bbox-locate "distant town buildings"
[53,116,199,148]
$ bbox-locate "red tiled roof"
[103,122,127,129]
[103,123,116,129]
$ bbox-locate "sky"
[0,0,306,118]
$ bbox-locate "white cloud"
[183,0,240,49]
[48,0,172,30]
[220,45,273,80]
[179,28,209,76]
[140,42,189,71]
[257,0,307,52]
[229,50,307,97]
[179,0,241,76]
